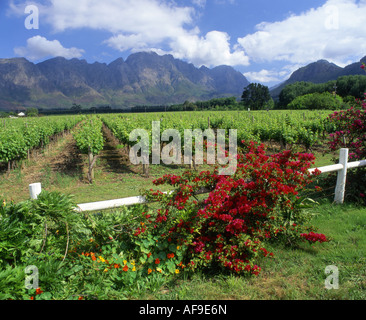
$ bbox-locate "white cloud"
[244,70,282,84]
[14,35,85,60]
[106,29,250,67]
[191,0,206,8]
[237,0,366,66]
[104,34,149,53]
[169,30,249,67]
[244,64,304,84]
[50,0,193,40]
[10,0,249,68]
[12,0,365,72]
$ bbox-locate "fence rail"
[28,148,366,212]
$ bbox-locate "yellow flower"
[131,260,135,266]
[148,268,152,274]
[123,260,127,265]
[175,269,180,274]
[103,268,108,272]
[132,266,136,272]
[99,256,106,263]
[156,268,162,273]
[2,200,6,207]
[177,246,181,250]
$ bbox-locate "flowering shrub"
[327,96,366,161]
[328,64,366,160]
[327,64,366,202]
[300,232,328,244]
[141,141,324,276]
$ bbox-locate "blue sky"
[1,0,366,87]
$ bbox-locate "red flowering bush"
[327,71,366,203]
[300,232,328,244]
[328,64,366,161]
[140,141,324,276]
[328,96,366,161]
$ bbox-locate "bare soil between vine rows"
[0,126,336,204]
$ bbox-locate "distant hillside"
[0,52,250,111]
[270,56,366,99]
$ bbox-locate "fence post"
[29,183,42,200]
[334,148,349,204]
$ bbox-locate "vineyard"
[1,109,336,201]
[1,109,365,301]
[102,109,334,151]
[0,116,81,173]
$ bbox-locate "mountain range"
[0,52,250,111]
[1,51,366,112]
[270,56,366,99]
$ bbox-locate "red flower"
[155,258,160,265]
[301,232,328,243]
[35,288,43,295]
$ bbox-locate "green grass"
[1,144,364,300]
[139,201,366,300]
[1,147,335,205]
[313,149,338,168]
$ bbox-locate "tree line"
[239,75,366,111]
[278,75,366,109]
[0,107,38,118]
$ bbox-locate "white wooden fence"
[28,148,366,212]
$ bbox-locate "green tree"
[241,83,271,110]
[288,92,343,110]
[279,82,315,108]
[25,108,39,117]
[264,98,275,110]
[336,75,366,99]
[279,76,366,109]
[71,103,82,113]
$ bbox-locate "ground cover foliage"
[1,141,335,300]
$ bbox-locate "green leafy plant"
[73,116,104,183]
